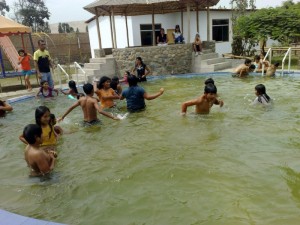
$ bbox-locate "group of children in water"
[233,52,280,78]
[1,52,273,177]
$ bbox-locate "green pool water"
[1,74,300,225]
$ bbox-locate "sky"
[4,0,297,24]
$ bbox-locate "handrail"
[74,62,87,84]
[56,64,70,89]
[281,47,292,76]
[261,48,272,76]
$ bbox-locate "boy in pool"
[23,124,56,177]
[233,59,252,77]
[58,83,119,124]
[181,83,223,115]
[265,62,280,77]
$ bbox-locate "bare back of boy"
[25,145,54,176]
[234,64,249,77]
[78,96,99,122]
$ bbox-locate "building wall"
[88,10,234,56]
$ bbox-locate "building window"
[212,19,229,42]
[140,24,161,46]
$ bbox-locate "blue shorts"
[22,70,31,76]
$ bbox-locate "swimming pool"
[1,72,300,225]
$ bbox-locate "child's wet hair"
[255,84,270,101]
[23,124,42,145]
[204,83,217,94]
[35,106,50,125]
[98,76,111,89]
[128,75,138,87]
[110,80,118,90]
[40,80,48,86]
[245,59,252,65]
[249,64,256,70]
[83,83,93,94]
[50,113,56,125]
[204,78,214,85]
[125,71,130,76]
[68,80,78,94]
[254,55,260,61]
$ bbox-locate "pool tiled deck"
[0,209,66,225]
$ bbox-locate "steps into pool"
[192,49,232,73]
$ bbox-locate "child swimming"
[36,81,58,98]
[181,83,224,115]
[61,80,82,99]
[252,84,271,106]
[0,100,13,117]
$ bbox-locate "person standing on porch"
[34,40,55,88]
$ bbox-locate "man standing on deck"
[34,40,54,88]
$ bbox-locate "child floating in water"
[0,100,13,117]
[36,81,58,98]
[181,83,224,115]
[23,124,56,177]
[252,84,271,106]
[58,83,119,125]
[61,80,82,99]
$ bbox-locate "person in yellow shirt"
[34,40,54,88]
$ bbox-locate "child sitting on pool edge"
[23,124,56,177]
[181,83,224,115]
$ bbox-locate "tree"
[234,0,300,55]
[230,0,256,55]
[0,0,9,15]
[58,22,74,33]
[13,0,50,32]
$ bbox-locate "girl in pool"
[93,76,120,109]
[61,80,82,99]
[19,106,58,151]
[110,76,122,95]
[252,84,271,106]
[0,99,13,117]
[36,81,58,98]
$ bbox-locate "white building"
[86,9,234,58]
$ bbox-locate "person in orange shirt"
[18,49,33,91]
[93,76,120,109]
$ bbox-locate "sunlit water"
[1,73,300,225]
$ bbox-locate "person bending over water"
[233,59,253,78]
[58,83,119,125]
[181,83,224,115]
[120,75,164,112]
[252,84,271,106]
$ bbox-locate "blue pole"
[0,47,5,77]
